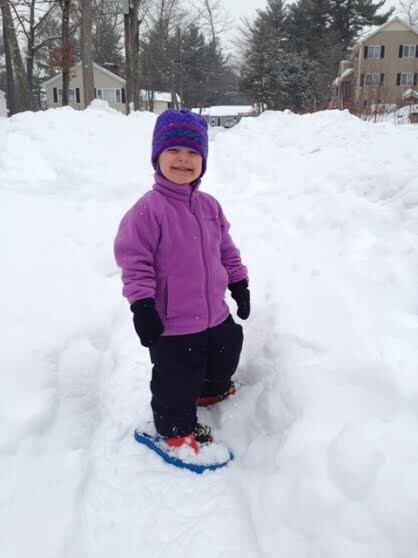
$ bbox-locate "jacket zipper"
[192,199,211,328]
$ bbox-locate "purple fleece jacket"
[114,173,248,336]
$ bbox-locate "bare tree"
[10,1,60,101]
[0,0,33,111]
[80,0,94,106]
[196,0,230,107]
[399,0,418,27]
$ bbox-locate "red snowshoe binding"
[197,382,236,407]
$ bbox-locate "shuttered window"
[397,73,414,86]
[95,89,121,103]
[58,88,75,103]
[364,73,382,86]
[402,45,416,58]
[367,46,382,59]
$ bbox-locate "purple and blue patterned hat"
[151,109,208,177]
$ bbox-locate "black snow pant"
[149,315,243,438]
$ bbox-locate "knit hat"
[151,109,208,178]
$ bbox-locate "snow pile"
[1,104,418,558]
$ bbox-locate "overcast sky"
[219,0,403,55]
[221,0,268,22]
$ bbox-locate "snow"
[193,105,254,116]
[333,68,354,87]
[0,89,7,118]
[140,89,180,103]
[1,102,418,558]
[402,89,418,100]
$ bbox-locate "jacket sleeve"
[114,198,161,304]
[218,203,248,285]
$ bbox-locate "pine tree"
[92,0,124,70]
[329,0,395,58]
[240,0,288,110]
[286,0,335,106]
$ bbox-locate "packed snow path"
[1,103,418,558]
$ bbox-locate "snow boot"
[197,382,236,407]
[165,423,213,454]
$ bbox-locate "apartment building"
[333,17,418,110]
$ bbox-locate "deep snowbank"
[1,102,418,558]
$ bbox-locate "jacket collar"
[153,173,201,201]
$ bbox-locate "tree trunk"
[26,0,36,107]
[124,12,132,114]
[61,0,71,106]
[131,1,141,111]
[125,0,142,113]
[0,0,33,112]
[80,0,95,107]
[2,6,15,115]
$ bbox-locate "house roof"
[354,16,418,50]
[333,68,354,87]
[43,61,126,86]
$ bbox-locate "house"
[192,105,256,128]
[140,90,181,114]
[332,16,418,110]
[44,61,126,113]
[0,89,7,118]
[44,62,179,114]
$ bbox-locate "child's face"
[158,147,202,184]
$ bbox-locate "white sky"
[221,0,268,22]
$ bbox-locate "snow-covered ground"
[1,102,418,558]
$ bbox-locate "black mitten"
[130,298,164,347]
[229,279,250,320]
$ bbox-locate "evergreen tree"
[240,0,288,110]
[286,0,335,106]
[174,23,206,107]
[92,0,124,70]
[329,0,395,58]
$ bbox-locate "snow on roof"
[192,105,254,117]
[333,68,354,87]
[140,90,180,103]
[355,16,418,46]
[396,103,418,118]
[402,88,418,100]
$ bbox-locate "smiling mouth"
[172,166,193,172]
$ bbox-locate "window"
[402,45,416,58]
[96,88,120,103]
[400,73,414,86]
[364,73,381,86]
[368,46,382,59]
[58,88,75,102]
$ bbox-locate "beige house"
[333,17,418,110]
[44,62,179,114]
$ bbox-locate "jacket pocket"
[154,275,168,319]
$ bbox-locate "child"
[114,109,250,455]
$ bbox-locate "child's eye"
[189,151,199,156]
[167,148,179,153]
